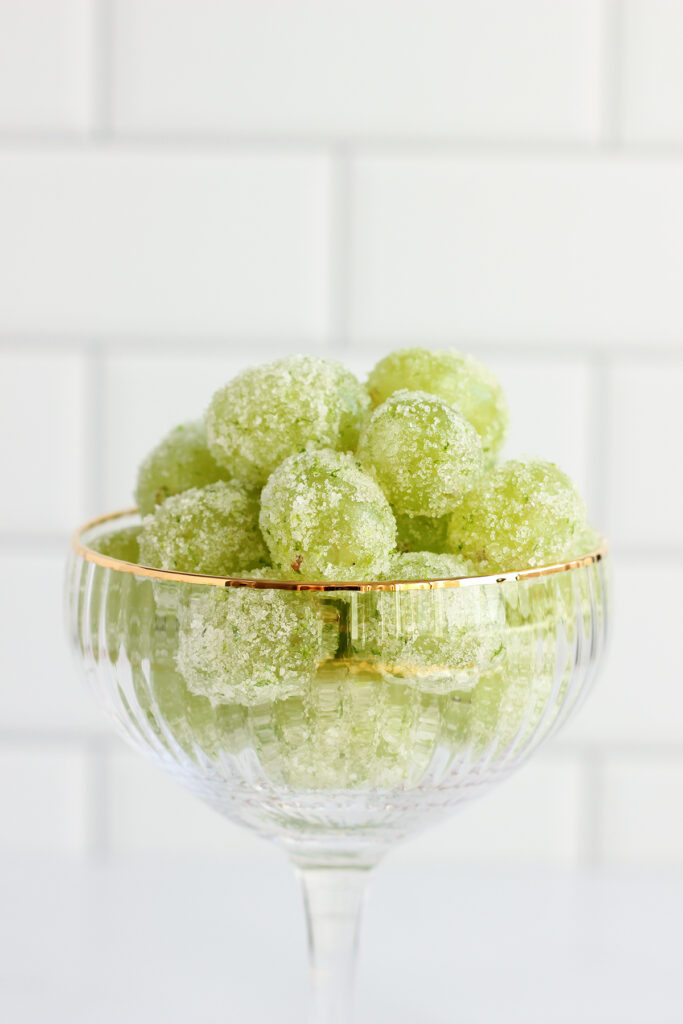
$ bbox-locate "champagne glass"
[67,510,609,1024]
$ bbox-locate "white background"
[0,3,682,1006]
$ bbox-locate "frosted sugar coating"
[135,420,229,516]
[384,550,471,580]
[139,480,268,575]
[440,624,556,756]
[439,574,577,757]
[260,448,396,579]
[357,390,484,517]
[355,552,505,694]
[367,347,508,460]
[447,458,587,573]
[206,355,370,486]
[249,666,443,789]
[92,525,141,563]
[176,571,335,707]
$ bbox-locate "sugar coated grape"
[356,558,505,694]
[135,420,229,516]
[92,525,141,563]
[139,480,267,575]
[206,356,370,486]
[572,524,604,557]
[357,390,484,518]
[394,513,452,554]
[384,550,471,580]
[260,449,396,579]
[176,572,335,706]
[447,458,587,573]
[119,579,250,761]
[249,666,442,789]
[367,347,508,459]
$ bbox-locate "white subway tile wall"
[0,0,94,133]
[110,0,604,140]
[620,1,683,144]
[349,156,683,347]
[0,153,331,336]
[1,0,681,872]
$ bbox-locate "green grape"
[248,664,442,789]
[394,512,452,554]
[439,559,609,758]
[138,480,267,575]
[206,356,370,487]
[357,390,484,518]
[259,449,396,579]
[175,571,336,707]
[447,458,588,574]
[135,420,229,516]
[383,550,472,580]
[571,524,604,558]
[367,347,509,460]
[356,555,505,694]
[92,525,141,563]
[122,579,250,761]
[439,604,556,756]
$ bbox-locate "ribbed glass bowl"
[67,510,609,1023]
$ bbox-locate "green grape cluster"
[98,345,605,782]
[138,480,267,575]
[260,449,396,579]
[206,355,370,487]
[447,458,587,573]
[367,347,509,461]
[135,420,229,516]
[357,390,485,517]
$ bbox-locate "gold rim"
[71,509,609,592]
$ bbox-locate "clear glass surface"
[66,512,609,1023]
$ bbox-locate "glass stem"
[298,866,369,1024]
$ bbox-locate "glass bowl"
[67,510,609,1023]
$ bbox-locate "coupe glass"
[67,510,609,1024]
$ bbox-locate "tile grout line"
[85,738,111,861]
[328,145,352,350]
[3,729,683,760]
[577,751,605,869]
[3,132,683,159]
[90,0,113,138]
[600,0,624,148]
[81,346,112,858]
[588,353,611,532]
[3,334,683,361]
[83,347,107,513]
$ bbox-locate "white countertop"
[1,857,681,1023]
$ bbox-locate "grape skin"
[357,390,485,518]
[139,480,268,575]
[92,525,141,563]
[356,552,505,694]
[394,513,451,554]
[367,347,508,460]
[447,458,588,573]
[206,355,370,487]
[135,421,229,516]
[176,570,336,707]
[248,667,443,789]
[259,449,396,579]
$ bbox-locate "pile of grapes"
[94,348,602,787]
